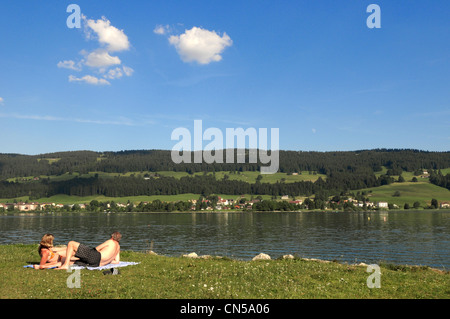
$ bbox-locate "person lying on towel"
[34,233,68,269]
[56,231,121,270]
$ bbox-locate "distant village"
[1,195,448,212]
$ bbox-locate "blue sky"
[0,0,449,155]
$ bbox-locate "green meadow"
[0,244,448,299]
[8,170,326,184]
[157,170,326,184]
[0,193,274,205]
[0,170,322,205]
[2,168,449,208]
[361,182,450,207]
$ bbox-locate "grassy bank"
[6,170,326,184]
[361,182,450,207]
[0,244,448,299]
[0,193,274,206]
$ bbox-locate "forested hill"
[0,149,449,199]
[1,149,449,179]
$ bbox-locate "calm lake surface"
[1,210,449,269]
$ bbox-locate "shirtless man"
[57,231,121,270]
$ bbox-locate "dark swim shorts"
[74,243,101,267]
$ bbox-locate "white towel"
[24,261,140,270]
[71,261,140,270]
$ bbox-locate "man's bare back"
[56,231,122,270]
[96,239,120,266]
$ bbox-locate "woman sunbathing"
[34,234,66,269]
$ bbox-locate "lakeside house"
[1,196,447,212]
[356,202,375,208]
[377,202,389,208]
[17,202,40,211]
[440,202,450,208]
[0,202,87,212]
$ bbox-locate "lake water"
[0,210,449,269]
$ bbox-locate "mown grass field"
[7,170,326,184]
[0,169,322,204]
[0,193,274,205]
[0,244,448,299]
[157,170,326,184]
[2,181,448,208]
[2,168,449,208]
[361,182,450,207]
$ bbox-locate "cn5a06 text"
[224,303,270,314]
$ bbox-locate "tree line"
[0,168,444,200]
[1,149,450,179]
[0,149,449,199]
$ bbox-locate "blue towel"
[23,265,57,269]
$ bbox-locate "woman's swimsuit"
[43,248,59,262]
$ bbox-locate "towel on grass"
[24,261,139,270]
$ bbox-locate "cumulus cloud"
[122,66,134,76]
[84,49,121,68]
[85,16,130,52]
[104,67,124,80]
[168,27,232,64]
[57,60,81,71]
[103,66,134,79]
[69,75,110,85]
[153,24,170,35]
[58,16,132,85]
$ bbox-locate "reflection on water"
[0,210,448,269]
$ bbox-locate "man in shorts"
[57,231,121,269]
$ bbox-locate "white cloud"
[168,27,232,64]
[122,66,134,76]
[104,67,123,80]
[85,16,130,52]
[0,112,139,126]
[153,24,170,35]
[0,97,4,105]
[57,60,81,71]
[59,16,133,85]
[69,75,110,86]
[104,66,134,79]
[0,113,61,121]
[84,49,121,68]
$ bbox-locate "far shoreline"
[1,208,449,215]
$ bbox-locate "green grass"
[0,193,273,205]
[374,166,424,182]
[361,182,450,207]
[6,170,326,184]
[155,170,326,184]
[0,244,448,299]
[2,169,448,207]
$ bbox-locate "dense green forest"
[0,149,449,199]
[1,149,450,178]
